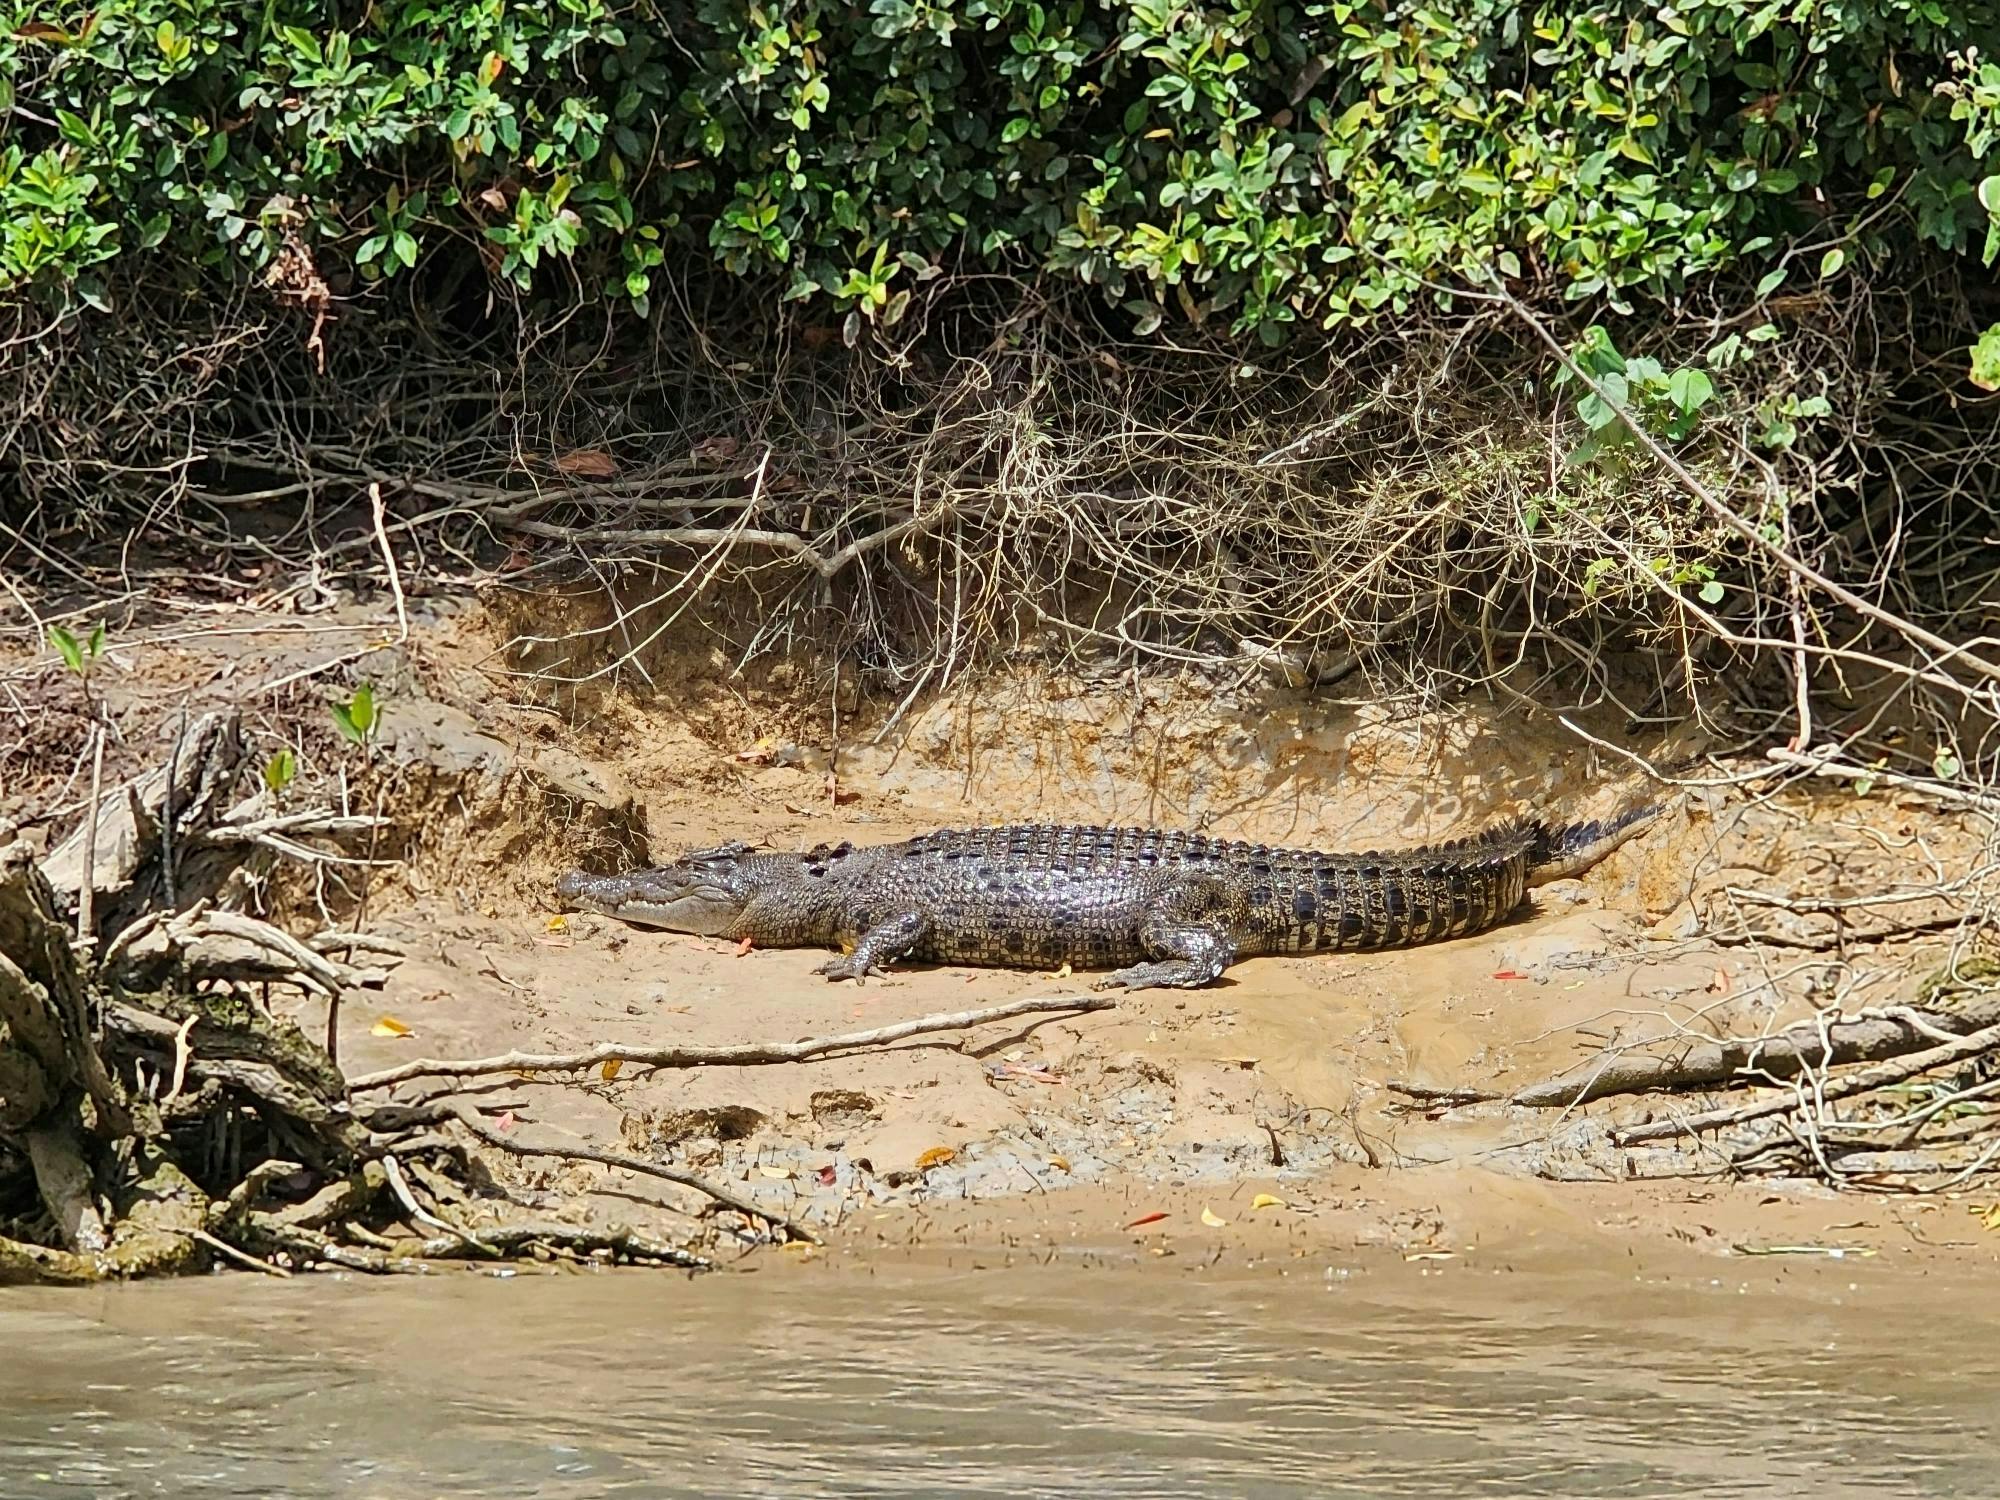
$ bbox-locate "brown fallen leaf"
[915,1146,957,1170]
[601,1058,623,1081]
[1047,1155,1072,1172]
[554,448,619,478]
[370,1016,413,1039]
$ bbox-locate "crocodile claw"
[815,955,885,984]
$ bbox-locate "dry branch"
[1512,997,2000,1109]
[1614,1017,2000,1145]
[446,1103,820,1244]
[348,992,1117,1091]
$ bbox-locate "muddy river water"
[1,1246,1992,1499]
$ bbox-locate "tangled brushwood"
[0,711,737,1282]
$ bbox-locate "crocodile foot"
[815,955,888,984]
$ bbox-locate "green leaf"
[50,626,83,675]
[1667,367,1714,414]
[280,25,322,63]
[1755,268,1786,298]
[1971,325,2000,393]
[1698,579,1725,604]
[262,747,298,794]
[1933,750,1961,781]
[332,683,378,744]
[1819,247,1845,279]
[86,623,105,659]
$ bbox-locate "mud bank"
[4,588,1995,1274]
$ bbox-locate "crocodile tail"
[1526,800,1664,886]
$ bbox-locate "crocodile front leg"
[1095,882,1239,991]
[816,909,931,984]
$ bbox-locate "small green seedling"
[50,622,107,677]
[331,683,378,746]
[262,747,298,795]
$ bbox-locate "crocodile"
[554,801,1663,992]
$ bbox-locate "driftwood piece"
[104,905,398,998]
[350,992,1118,1092]
[1614,1015,2000,1145]
[1511,997,2000,1109]
[41,711,247,935]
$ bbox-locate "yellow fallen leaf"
[757,1163,793,1179]
[546,914,568,933]
[1047,1155,1072,1173]
[601,1058,623,1081]
[513,1069,538,1082]
[1053,962,1073,979]
[1251,1193,1287,1210]
[370,1016,413,1039]
[1975,1202,2000,1231]
[1200,1206,1228,1228]
[915,1146,957,1170]
[1405,1251,1456,1262]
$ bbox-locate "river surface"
[0,1249,1991,1498]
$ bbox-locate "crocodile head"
[556,842,762,935]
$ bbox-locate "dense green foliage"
[5,0,2000,340]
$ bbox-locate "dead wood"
[1510,995,2000,1109]
[0,726,731,1282]
[348,992,1119,1092]
[1614,1014,2000,1145]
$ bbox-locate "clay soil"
[6,582,1998,1278]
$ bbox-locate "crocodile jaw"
[555,869,749,935]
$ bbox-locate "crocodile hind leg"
[1095,881,1239,991]
[817,909,931,984]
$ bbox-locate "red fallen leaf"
[1124,1211,1169,1229]
[494,1111,517,1134]
[1491,969,1529,980]
[816,1164,837,1186]
[735,937,755,957]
